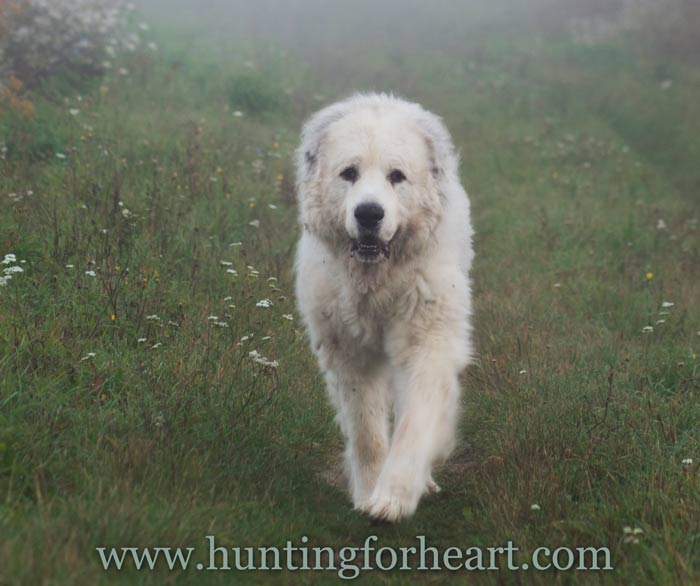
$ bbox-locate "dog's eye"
[388,169,406,185]
[340,166,359,183]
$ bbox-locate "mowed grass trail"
[1,1,700,584]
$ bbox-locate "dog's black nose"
[354,203,384,229]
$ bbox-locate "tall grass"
[1,1,699,584]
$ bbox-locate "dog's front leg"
[362,346,462,522]
[324,366,391,508]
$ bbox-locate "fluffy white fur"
[294,93,473,522]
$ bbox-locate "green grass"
[1,2,700,584]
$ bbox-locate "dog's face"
[323,112,434,263]
[297,95,456,266]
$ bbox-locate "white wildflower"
[220,260,233,267]
[207,315,219,321]
[656,219,667,230]
[85,270,96,277]
[642,326,653,333]
[1,254,16,265]
[249,219,260,228]
[282,314,294,321]
[56,153,67,159]
[661,301,674,308]
[69,108,80,116]
[81,352,96,361]
[137,338,147,343]
[233,110,244,117]
[248,350,279,369]
[530,504,541,511]
[145,314,160,322]
[256,299,272,308]
[623,526,644,544]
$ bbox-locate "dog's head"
[296,93,459,266]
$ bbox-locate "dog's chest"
[326,271,432,346]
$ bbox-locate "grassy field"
[1,1,700,584]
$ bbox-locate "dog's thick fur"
[294,93,473,521]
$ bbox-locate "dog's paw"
[359,483,420,523]
[424,476,441,495]
[360,494,413,523]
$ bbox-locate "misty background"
[136,0,700,63]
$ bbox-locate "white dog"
[294,93,473,522]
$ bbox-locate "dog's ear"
[416,110,459,185]
[295,102,348,189]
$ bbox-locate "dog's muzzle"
[351,234,390,262]
[351,202,389,262]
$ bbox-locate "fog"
[130,0,700,91]
[136,0,623,60]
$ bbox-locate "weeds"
[227,71,289,117]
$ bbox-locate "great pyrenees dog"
[294,93,473,522]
